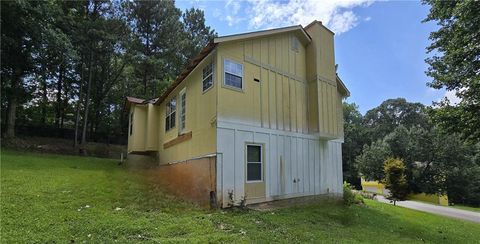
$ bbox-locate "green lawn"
[1,150,479,243]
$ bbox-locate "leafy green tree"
[342,102,367,188]
[363,98,430,142]
[423,0,480,142]
[126,0,184,97]
[1,1,48,137]
[356,140,391,181]
[383,158,409,205]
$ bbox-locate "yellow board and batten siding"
[127,105,147,153]
[216,26,343,140]
[127,54,217,164]
[157,54,218,165]
[216,33,309,134]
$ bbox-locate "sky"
[175,0,451,114]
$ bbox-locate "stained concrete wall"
[146,156,217,208]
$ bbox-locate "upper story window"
[179,88,186,133]
[165,97,176,131]
[291,36,299,52]
[224,59,243,90]
[202,62,213,92]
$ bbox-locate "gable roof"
[214,25,311,45]
[126,21,345,107]
[336,75,350,97]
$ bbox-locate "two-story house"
[126,21,349,208]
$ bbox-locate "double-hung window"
[165,97,176,131]
[246,145,263,182]
[202,62,213,92]
[224,59,243,90]
[179,88,186,133]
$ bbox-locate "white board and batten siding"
[216,121,343,207]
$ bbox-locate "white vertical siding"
[216,121,343,207]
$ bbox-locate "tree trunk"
[55,63,65,128]
[80,51,94,154]
[41,74,47,125]
[74,62,85,148]
[5,95,18,138]
[5,69,22,138]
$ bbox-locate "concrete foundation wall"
[147,156,217,208]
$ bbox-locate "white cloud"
[443,90,461,105]
[240,0,373,34]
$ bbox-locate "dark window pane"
[225,72,242,89]
[165,116,170,131]
[247,163,262,181]
[171,111,176,128]
[203,75,213,91]
[247,145,261,162]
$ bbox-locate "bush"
[344,182,364,206]
[384,158,409,205]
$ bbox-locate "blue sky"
[176,0,449,114]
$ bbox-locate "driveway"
[376,195,480,223]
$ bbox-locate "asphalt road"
[376,195,480,223]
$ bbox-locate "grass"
[1,150,479,243]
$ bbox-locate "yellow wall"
[156,54,217,164]
[409,193,449,206]
[129,23,347,162]
[216,33,311,134]
[127,105,147,153]
[305,23,344,139]
[215,26,344,139]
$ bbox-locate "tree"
[126,0,184,97]
[383,158,409,205]
[356,140,391,181]
[1,1,46,137]
[181,8,216,62]
[423,0,480,142]
[342,102,367,188]
[363,98,429,142]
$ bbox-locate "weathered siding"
[216,122,343,207]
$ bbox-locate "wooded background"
[1,0,216,146]
[1,0,479,206]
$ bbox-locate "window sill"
[163,131,192,149]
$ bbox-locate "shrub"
[383,158,409,205]
[344,182,364,206]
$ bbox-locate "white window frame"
[246,144,263,183]
[179,88,186,134]
[223,58,244,91]
[165,96,176,131]
[202,62,214,93]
